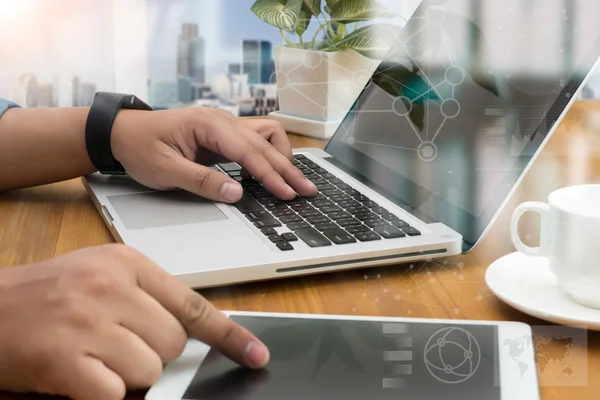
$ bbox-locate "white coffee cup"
[510,184,600,309]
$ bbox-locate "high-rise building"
[228,63,242,75]
[72,77,81,107]
[177,76,193,103]
[80,83,97,106]
[177,23,206,85]
[38,84,54,107]
[242,40,273,85]
[149,80,178,108]
[53,77,73,107]
[10,74,39,108]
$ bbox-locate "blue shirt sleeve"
[0,99,20,118]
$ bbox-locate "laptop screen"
[324,0,600,250]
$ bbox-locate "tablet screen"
[182,316,500,400]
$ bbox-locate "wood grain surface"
[2,102,600,399]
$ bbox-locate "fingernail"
[245,341,270,368]
[220,182,243,202]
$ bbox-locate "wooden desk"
[2,102,600,399]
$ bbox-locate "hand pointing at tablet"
[0,244,270,400]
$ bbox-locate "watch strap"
[85,92,152,175]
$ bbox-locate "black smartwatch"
[85,92,153,175]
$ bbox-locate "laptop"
[83,0,600,289]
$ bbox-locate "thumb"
[167,157,243,202]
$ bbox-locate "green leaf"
[324,5,332,15]
[250,0,304,34]
[296,5,312,36]
[325,0,340,9]
[321,24,402,59]
[303,0,321,16]
[330,0,397,23]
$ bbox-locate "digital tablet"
[146,312,539,400]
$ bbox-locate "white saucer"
[485,251,600,330]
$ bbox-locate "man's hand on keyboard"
[0,244,270,400]
[110,107,317,202]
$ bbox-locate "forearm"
[0,107,96,190]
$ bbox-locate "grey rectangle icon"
[383,351,413,361]
[390,364,413,375]
[382,323,409,334]
[382,378,407,389]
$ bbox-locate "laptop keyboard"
[219,154,421,251]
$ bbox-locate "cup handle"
[510,202,550,257]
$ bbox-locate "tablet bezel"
[145,311,539,400]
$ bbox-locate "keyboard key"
[295,228,332,247]
[276,241,294,251]
[245,210,272,221]
[316,183,336,190]
[273,208,295,217]
[280,215,303,224]
[264,202,287,210]
[364,218,387,228]
[218,162,240,172]
[254,219,282,229]
[328,211,352,220]
[347,205,370,214]
[329,194,351,203]
[355,231,381,242]
[306,215,330,224]
[294,154,308,161]
[305,193,326,202]
[313,199,334,208]
[362,200,379,208]
[337,218,361,227]
[337,200,360,209]
[371,206,389,214]
[356,212,377,221]
[323,229,357,244]
[268,234,283,243]
[380,213,399,221]
[322,173,336,179]
[234,193,263,213]
[281,232,298,242]
[403,227,422,236]
[234,176,243,182]
[261,227,277,236]
[353,194,369,201]
[314,222,339,231]
[287,221,311,230]
[374,225,406,239]
[321,205,343,214]
[346,225,371,234]
[228,170,241,177]
[298,209,321,218]
[291,203,313,211]
[329,178,344,185]
[392,220,410,228]
[322,189,342,197]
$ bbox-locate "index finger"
[132,257,270,369]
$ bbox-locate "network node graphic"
[424,327,481,384]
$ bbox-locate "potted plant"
[250,0,403,138]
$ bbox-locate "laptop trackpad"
[106,190,228,230]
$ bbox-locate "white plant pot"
[269,45,380,139]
